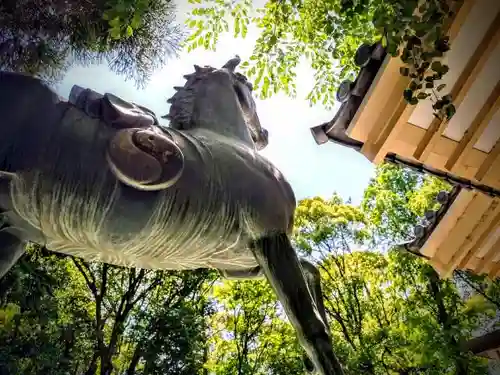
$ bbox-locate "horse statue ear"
[222,55,241,72]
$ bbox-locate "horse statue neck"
[163,56,267,151]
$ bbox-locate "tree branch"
[72,258,97,298]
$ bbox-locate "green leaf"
[262,76,270,95]
[131,14,142,29]
[126,25,133,37]
[381,35,388,47]
[445,104,456,119]
[110,27,121,40]
[436,83,446,92]
[109,16,120,28]
[403,88,413,102]
[269,35,277,47]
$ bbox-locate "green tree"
[359,163,489,374]
[361,163,451,245]
[0,246,95,375]
[205,279,306,374]
[292,187,488,374]
[0,245,214,375]
[184,0,458,116]
[0,0,183,86]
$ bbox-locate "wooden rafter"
[457,201,500,271]
[476,139,500,185]
[358,0,470,163]
[489,260,500,279]
[447,0,477,42]
[420,189,475,258]
[440,194,497,277]
[360,91,409,163]
[445,80,500,171]
[474,228,500,274]
[413,11,500,161]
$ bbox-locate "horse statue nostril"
[107,128,184,191]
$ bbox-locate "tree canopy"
[184,0,458,118]
[1,162,498,374]
[0,0,183,86]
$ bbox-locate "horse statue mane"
[0,58,344,375]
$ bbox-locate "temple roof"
[311,0,500,278]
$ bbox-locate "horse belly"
[41,232,257,271]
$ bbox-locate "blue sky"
[53,3,375,204]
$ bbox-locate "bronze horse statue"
[0,57,344,375]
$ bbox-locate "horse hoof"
[107,128,184,191]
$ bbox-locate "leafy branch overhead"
[1,0,183,87]
[184,0,457,119]
[382,0,459,120]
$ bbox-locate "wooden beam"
[489,260,500,279]
[476,138,500,184]
[413,10,500,161]
[447,0,478,42]
[360,93,408,163]
[441,194,496,277]
[420,189,475,258]
[475,229,500,274]
[397,122,489,163]
[358,0,470,162]
[445,80,500,171]
[429,257,448,277]
[465,328,500,355]
[457,200,500,271]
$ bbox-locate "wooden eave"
[312,0,500,278]
[345,0,500,192]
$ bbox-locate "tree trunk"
[85,351,99,375]
[126,345,143,375]
[427,268,468,375]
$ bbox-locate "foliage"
[0,0,183,86]
[0,163,494,374]
[293,182,487,374]
[0,245,215,375]
[380,0,459,120]
[184,0,458,119]
[362,163,452,246]
[293,193,370,255]
[0,246,95,375]
[205,279,306,374]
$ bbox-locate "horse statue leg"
[0,229,25,279]
[222,256,333,373]
[249,232,345,375]
[298,258,331,372]
[0,173,26,279]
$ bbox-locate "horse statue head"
[164,55,269,150]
